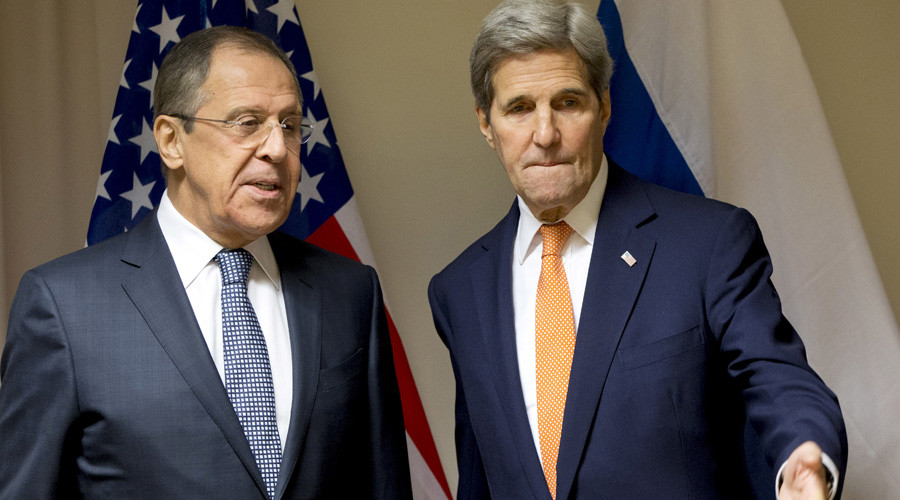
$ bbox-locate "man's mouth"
[253,182,277,191]
[529,159,567,167]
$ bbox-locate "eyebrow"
[225,106,264,119]
[225,106,303,120]
[497,87,591,110]
[557,87,590,98]
[498,95,527,111]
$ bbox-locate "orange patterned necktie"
[535,221,576,499]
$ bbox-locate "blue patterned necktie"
[216,249,282,499]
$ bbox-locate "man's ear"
[476,106,496,150]
[599,88,612,132]
[154,115,185,173]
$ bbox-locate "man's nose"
[257,123,290,162]
[532,108,560,148]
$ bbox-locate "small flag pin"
[621,251,636,267]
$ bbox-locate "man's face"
[162,46,302,248]
[477,48,611,222]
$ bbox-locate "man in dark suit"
[428,1,847,498]
[0,26,411,499]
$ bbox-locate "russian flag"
[598,1,900,497]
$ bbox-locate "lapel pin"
[621,251,637,267]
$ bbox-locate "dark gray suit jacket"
[0,211,411,499]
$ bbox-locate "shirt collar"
[157,190,281,290]
[514,154,608,265]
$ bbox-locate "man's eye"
[509,104,528,113]
[235,117,261,127]
[281,118,300,131]
[562,99,579,107]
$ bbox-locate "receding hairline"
[486,47,596,109]
[188,43,303,118]
[469,0,613,122]
[208,42,302,97]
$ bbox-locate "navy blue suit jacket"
[428,163,847,499]
[0,212,411,499]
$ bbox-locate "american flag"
[88,1,450,497]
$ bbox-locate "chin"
[234,213,289,238]
[530,192,572,210]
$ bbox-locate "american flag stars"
[148,6,185,52]
[89,0,349,246]
[297,166,324,211]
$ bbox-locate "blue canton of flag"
[88,0,352,245]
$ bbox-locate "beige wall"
[781,0,900,328]
[1,0,897,493]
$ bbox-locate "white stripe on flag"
[334,198,378,269]
[613,0,714,194]
[334,196,449,497]
[614,0,900,496]
[407,433,450,499]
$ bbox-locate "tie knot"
[216,248,253,286]
[539,221,573,257]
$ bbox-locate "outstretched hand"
[777,441,827,500]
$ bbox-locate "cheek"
[568,125,601,167]
[288,161,302,184]
[567,124,594,152]
[494,130,530,166]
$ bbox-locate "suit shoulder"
[615,172,766,268]
[434,226,490,273]
[622,171,757,232]
[267,231,376,277]
[430,214,510,295]
[637,174,736,215]
[26,230,130,280]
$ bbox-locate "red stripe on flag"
[306,216,361,261]
[308,216,452,498]
[385,311,453,498]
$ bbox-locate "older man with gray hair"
[0,26,411,499]
[429,1,847,498]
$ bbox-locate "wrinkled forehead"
[207,45,301,101]
[490,49,591,97]
[203,47,302,110]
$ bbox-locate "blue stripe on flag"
[597,0,704,197]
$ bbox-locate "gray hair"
[154,25,301,133]
[470,0,613,121]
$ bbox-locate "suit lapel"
[268,234,322,499]
[119,213,268,497]
[470,203,552,499]
[555,165,657,499]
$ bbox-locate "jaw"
[515,166,581,220]
[207,194,293,248]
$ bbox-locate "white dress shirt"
[512,155,608,460]
[157,192,292,449]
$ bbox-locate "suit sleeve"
[365,267,413,499]
[704,208,848,494]
[0,270,81,497]
[428,276,491,500]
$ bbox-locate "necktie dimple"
[216,249,282,499]
[535,222,576,499]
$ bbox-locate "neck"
[533,206,568,224]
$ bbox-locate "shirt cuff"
[775,451,839,500]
